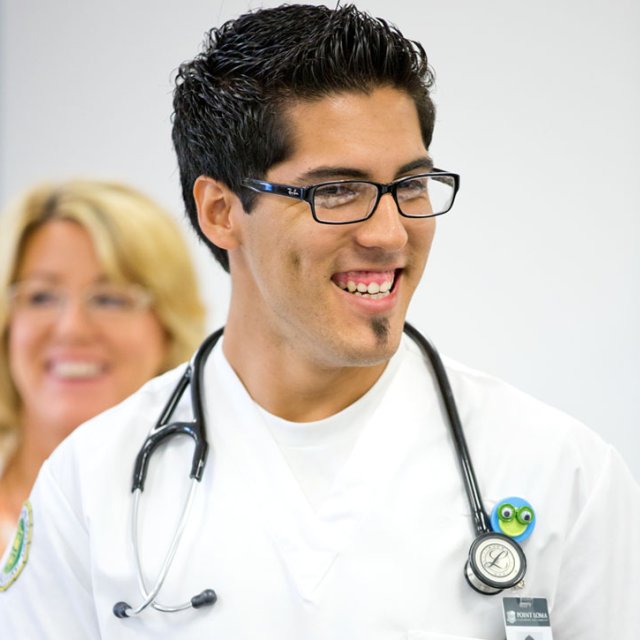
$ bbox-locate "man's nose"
[352,192,408,251]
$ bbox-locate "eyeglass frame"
[7,281,154,321]
[240,169,460,225]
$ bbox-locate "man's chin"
[336,323,404,368]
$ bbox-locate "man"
[1,4,638,638]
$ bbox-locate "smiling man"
[1,4,638,639]
[196,86,438,421]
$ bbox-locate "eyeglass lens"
[312,174,456,223]
[9,282,151,321]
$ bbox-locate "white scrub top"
[1,335,638,639]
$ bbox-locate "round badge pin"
[491,497,536,542]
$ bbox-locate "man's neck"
[221,320,389,423]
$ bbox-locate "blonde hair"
[0,179,206,440]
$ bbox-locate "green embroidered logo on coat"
[0,501,33,591]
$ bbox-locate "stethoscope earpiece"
[113,601,131,618]
[191,589,217,609]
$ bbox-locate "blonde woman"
[0,179,206,553]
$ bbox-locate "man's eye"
[314,184,362,209]
[397,178,428,200]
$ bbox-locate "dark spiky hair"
[172,4,435,272]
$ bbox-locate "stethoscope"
[113,322,527,619]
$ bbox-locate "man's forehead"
[281,87,419,128]
[272,87,429,181]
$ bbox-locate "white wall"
[1,0,638,479]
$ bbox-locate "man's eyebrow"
[296,166,370,183]
[396,157,434,175]
[294,157,434,184]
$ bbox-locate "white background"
[1,0,638,479]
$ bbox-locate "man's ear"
[193,176,241,250]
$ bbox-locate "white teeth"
[51,362,103,379]
[336,275,395,298]
[336,278,394,300]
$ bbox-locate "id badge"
[502,597,554,640]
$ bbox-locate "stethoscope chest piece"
[464,532,526,595]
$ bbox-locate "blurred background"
[1,0,638,478]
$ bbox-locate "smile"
[48,360,106,379]
[332,269,398,299]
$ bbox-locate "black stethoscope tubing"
[114,322,525,618]
[131,327,224,493]
[402,323,491,537]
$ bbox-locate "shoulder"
[398,333,623,494]
[65,362,189,450]
[42,364,190,512]
[402,333,599,438]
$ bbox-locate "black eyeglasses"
[241,170,460,224]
